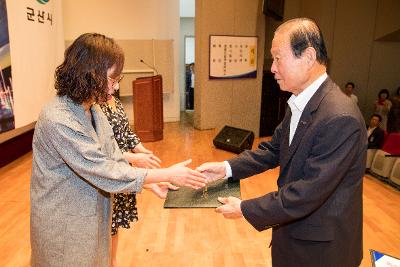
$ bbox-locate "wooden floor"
[0,117,399,267]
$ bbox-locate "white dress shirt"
[223,73,328,178]
[350,94,358,104]
[287,73,328,145]
[367,126,376,138]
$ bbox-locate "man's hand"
[167,159,207,190]
[215,197,243,219]
[196,162,226,182]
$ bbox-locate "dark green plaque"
[164,179,241,208]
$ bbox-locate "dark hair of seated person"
[371,114,382,122]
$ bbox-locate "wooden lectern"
[132,75,163,142]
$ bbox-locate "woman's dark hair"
[378,89,390,99]
[397,87,400,96]
[277,18,328,66]
[55,33,124,104]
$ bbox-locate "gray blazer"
[30,96,147,267]
[229,77,367,267]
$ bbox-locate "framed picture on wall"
[209,35,258,79]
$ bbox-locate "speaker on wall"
[213,126,254,154]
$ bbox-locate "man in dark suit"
[198,18,367,267]
[368,114,385,149]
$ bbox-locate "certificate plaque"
[209,35,258,79]
[164,179,241,208]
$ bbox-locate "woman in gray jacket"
[30,33,206,267]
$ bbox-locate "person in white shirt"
[197,18,366,267]
[344,81,358,104]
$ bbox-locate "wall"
[179,18,195,111]
[264,0,301,68]
[62,0,181,122]
[194,0,265,136]
[264,0,400,122]
[367,42,400,115]
[4,0,399,146]
[323,0,400,119]
[328,0,377,118]
[366,0,400,117]
[374,0,400,40]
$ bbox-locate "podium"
[132,75,163,142]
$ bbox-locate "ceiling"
[376,29,400,42]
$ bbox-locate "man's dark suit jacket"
[367,126,385,149]
[228,77,367,267]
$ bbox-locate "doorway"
[184,36,195,110]
[180,0,195,123]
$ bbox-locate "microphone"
[140,59,158,75]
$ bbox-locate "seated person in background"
[374,89,392,131]
[367,114,385,149]
[387,86,400,133]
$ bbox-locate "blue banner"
[0,0,15,133]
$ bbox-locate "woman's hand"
[123,152,161,169]
[132,143,153,154]
[144,159,207,190]
[166,159,207,190]
[144,182,179,199]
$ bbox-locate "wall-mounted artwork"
[209,35,257,79]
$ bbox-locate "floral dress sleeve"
[100,97,141,152]
[114,98,141,150]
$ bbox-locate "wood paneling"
[0,129,33,168]
[133,75,163,142]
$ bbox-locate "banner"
[4,0,64,130]
[0,0,14,133]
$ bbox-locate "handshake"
[163,159,227,190]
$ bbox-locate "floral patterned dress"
[100,97,141,235]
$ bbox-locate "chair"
[389,159,400,185]
[370,133,400,178]
[366,131,388,169]
[366,149,377,169]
